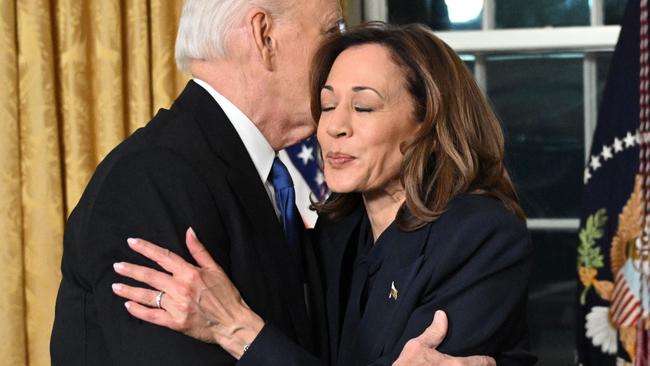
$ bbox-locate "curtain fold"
[124,0,153,133]
[89,0,128,162]
[17,1,65,365]
[0,0,27,365]
[150,0,186,110]
[57,1,97,211]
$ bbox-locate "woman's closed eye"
[354,106,374,113]
[321,104,336,112]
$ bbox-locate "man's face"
[274,0,343,144]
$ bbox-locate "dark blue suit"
[244,194,536,365]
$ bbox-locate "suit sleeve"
[73,149,234,365]
[369,208,536,366]
[237,323,327,366]
[238,228,329,366]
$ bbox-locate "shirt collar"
[193,78,275,184]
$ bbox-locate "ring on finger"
[155,291,165,309]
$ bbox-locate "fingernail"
[112,283,123,292]
[113,262,125,271]
[433,310,443,323]
[124,302,131,309]
[188,227,198,241]
[127,238,139,247]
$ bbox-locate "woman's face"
[317,44,421,194]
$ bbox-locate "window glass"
[528,230,577,366]
[385,0,626,28]
[486,53,584,218]
[495,0,590,28]
[460,54,475,74]
[388,0,482,30]
[596,52,613,107]
[605,0,627,25]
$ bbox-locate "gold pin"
[389,281,399,300]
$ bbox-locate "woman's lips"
[326,152,355,168]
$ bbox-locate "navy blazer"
[317,194,535,365]
[243,194,536,365]
[51,81,324,365]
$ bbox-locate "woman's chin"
[325,170,365,193]
[326,181,358,194]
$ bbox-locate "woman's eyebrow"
[352,86,384,99]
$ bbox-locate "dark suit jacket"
[50,81,326,365]
[244,194,536,365]
[319,195,536,365]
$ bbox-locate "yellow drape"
[0,1,350,365]
[0,1,186,365]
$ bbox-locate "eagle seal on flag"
[579,177,645,361]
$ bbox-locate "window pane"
[460,54,475,74]
[604,0,627,25]
[495,0,590,28]
[387,0,482,31]
[486,53,584,218]
[596,52,613,107]
[528,230,577,366]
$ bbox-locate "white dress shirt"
[193,78,281,218]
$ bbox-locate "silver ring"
[155,291,164,309]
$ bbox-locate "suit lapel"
[171,81,313,348]
[317,202,364,362]
[303,230,330,361]
[357,223,432,363]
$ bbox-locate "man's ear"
[250,9,276,71]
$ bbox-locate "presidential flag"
[577,1,648,364]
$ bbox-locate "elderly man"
[50,1,495,365]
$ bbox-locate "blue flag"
[577,0,645,364]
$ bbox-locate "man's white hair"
[175,0,291,74]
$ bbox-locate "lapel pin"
[389,281,399,300]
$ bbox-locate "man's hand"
[393,311,495,366]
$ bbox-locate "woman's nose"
[325,108,352,138]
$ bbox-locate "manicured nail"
[127,238,139,246]
[113,262,125,271]
[112,283,123,292]
[188,227,198,241]
[124,302,131,309]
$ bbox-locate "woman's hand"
[111,228,264,359]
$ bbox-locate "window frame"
[360,0,621,231]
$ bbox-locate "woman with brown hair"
[111,22,535,365]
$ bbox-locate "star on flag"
[296,144,314,165]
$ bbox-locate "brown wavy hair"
[310,22,525,229]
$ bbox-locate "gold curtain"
[0,1,186,365]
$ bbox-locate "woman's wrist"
[212,308,265,359]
